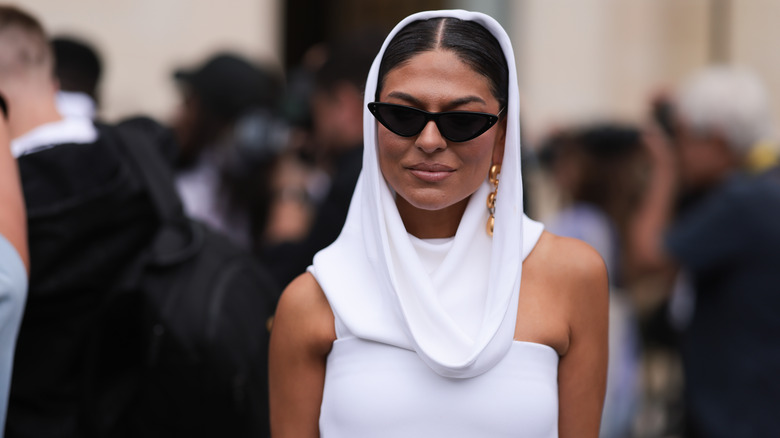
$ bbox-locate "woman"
[270,10,608,438]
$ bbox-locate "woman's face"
[376,49,506,215]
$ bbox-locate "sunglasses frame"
[368,102,503,142]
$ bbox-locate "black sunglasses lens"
[376,105,426,137]
[370,103,498,142]
[437,113,493,142]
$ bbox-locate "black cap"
[174,53,280,119]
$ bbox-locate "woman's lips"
[407,164,455,182]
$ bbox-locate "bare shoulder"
[518,231,608,355]
[277,272,332,317]
[524,231,609,327]
[272,272,336,355]
[529,231,608,295]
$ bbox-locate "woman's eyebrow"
[385,91,422,106]
[449,96,488,107]
[384,91,488,108]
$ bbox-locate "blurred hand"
[642,123,675,168]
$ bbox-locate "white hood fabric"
[309,9,544,378]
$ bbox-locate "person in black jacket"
[631,66,780,438]
[0,7,159,436]
[1,6,277,437]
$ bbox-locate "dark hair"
[52,36,103,99]
[540,123,645,260]
[573,124,643,215]
[376,18,508,110]
[174,53,282,120]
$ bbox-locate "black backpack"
[9,118,279,438]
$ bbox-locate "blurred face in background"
[674,119,737,192]
[310,88,341,151]
[171,86,199,155]
[170,84,225,167]
[310,82,364,154]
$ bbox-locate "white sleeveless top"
[319,233,559,437]
[320,338,559,437]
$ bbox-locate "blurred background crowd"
[4,0,780,437]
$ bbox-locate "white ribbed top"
[320,337,559,438]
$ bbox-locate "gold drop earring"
[486,164,500,236]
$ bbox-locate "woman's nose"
[415,121,447,153]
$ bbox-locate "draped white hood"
[309,9,544,378]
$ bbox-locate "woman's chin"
[396,189,471,213]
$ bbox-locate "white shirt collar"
[56,91,97,120]
[11,116,98,158]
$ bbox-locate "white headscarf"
[310,9,544,378]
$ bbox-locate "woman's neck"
[395,195,470,239]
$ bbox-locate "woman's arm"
[268,272,336,438]
[555,237,609,438]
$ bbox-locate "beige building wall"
[512,0,714,145]
[731,0,780,140]
[22,0,282,123]
[506,0,779,147]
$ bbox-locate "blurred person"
[541,124,644,438]
[51,36,102,119]
[0,6,157,436]
[171,52,287,251]
[542,125,645,283]
[259,30,384,288]
[631,66,780,438]
[0,6,155,437]
[0,92,28,433]
[259,45,324,244]
[1,7,277,436]
[270,10,608,437]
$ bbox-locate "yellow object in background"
[746,140,780,173]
